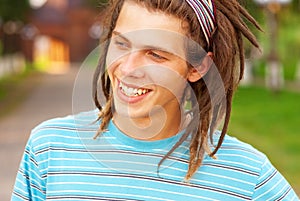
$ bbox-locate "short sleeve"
[252,157,299,200]
[11,135,46,201]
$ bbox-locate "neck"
[113,106,183,141]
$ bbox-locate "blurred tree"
[0,0,30,22]
[240,0,264,22]
[85,0,108,8]
[291,0,300,11]
[0,0,30,55]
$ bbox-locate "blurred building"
[25,0,101,73]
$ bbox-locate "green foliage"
[291,0,300,12]
[0,0,30,22]
[277,8,300,80]
[229,86,300,194]
[240,0,265,24]
[251,4,300,81]
[84,0,109,9]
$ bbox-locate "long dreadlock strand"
[93,96,113,139]
[215,1,260,49]
[238,4,263,32]
[210,86,234,157]
[185,108,211,181]
[209,103,221,145]
[237,31,245,81]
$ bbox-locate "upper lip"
[118,79,152,90]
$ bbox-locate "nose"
[119,50,145,78]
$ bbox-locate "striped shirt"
[12,110,299,200]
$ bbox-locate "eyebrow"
[112,31,130,43]
[112,30,175,56]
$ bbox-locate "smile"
[119,81,151,97]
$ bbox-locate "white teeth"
[138,89,143,96]
[128,87,134,94]
[119,82,149,97]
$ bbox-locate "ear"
[187,52,214,82]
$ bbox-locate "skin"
[106,1,207,140]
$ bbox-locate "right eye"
[113,39,129,50]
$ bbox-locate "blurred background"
[0,0,299,199]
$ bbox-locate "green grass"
[229,86,300,195]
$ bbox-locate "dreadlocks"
[92,0,262,181]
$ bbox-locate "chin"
[113,104,149,119]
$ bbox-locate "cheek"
[166,55,189,78]
[106,43,122,70]
[106,45,115,70]
[107,66,119,90]
[106,52,120,79]
[106,59,117,85]
[147,65,188,96]
[170,62,189,80]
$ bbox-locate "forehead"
[113,1,188,57]
[116,1,187,34]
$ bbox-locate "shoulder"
[214,131,267,163]
[28,110,99,149]
[204,131,269,182]
[193,132,299,200]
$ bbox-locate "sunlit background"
[0,0,299,199]
[0,0,102,75]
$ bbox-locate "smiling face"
[106,1,200,139]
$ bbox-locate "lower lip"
[117,84,151,104]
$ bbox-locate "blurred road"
[0,66,80,200]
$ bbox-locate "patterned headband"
[185,0,217,47]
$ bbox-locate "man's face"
[106,1,195,122]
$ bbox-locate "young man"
[12,0,299,200]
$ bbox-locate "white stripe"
[20,162,43,181]
[253,175,284,200]
[268,182,289,200]
[216,153,262,164]
[48,183,218,201]
[34,139,130,151]
[47,157,188,173]
[47,166,254,195]
[48,190,175,201]
[219,143,264,157]
[14,185,45,200]
[198,171,254,185]
[216,159,261,172]
[49,166,168,176]
[33,134,84,143]
[259,165,274,180]
[42,164,250,194]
